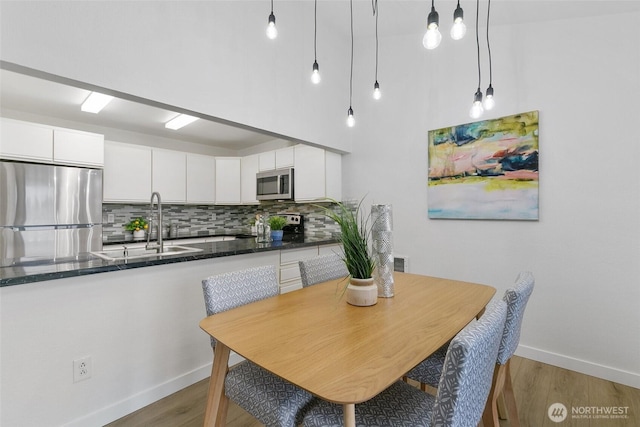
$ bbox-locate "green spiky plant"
[320,198,375,280]
[268,215,288,231]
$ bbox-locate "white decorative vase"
[346,277,378,307]
[133,230,145,240]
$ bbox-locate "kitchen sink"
[90,245,203,261]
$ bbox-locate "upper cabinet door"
[275,147,294,168]
[215,157,241,204]
[152,149,186,203]
[103,141,152,203]
[241,153,259,204]
[53,128,104,167]
[0,118,53,163]
[258,151,276,171]
[186,153,215,204]
[294,145,342,202]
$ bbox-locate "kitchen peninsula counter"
[0,235,339,287]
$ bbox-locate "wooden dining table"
[199,272,495,427]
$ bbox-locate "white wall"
[344,10,640,388]
[0,1,353,153]
[0,252,280,427]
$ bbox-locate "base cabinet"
[279,243,342,293]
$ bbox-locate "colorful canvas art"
[428,111,539,220]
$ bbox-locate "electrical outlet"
[211,213,216,221]
[107,214,115,224]
[73,356,92,382]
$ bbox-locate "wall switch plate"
[73,356,92,382]
[107,214,115,224]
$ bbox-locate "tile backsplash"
[102,201,342,242]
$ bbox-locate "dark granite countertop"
[0,235,339,287]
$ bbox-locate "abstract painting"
[428,111,539,220]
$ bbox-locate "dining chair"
[405,271,535,427]
[300,299,508,427]
[201,265,314,427]
[298,253,349,287]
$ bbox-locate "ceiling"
[1,1,637,153]
[0,68,289,152]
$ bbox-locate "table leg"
[203,343,231,427]
[343,403,355,427]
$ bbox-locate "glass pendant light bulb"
[423,7,441,49]
[347,107,355,127]
[483,85,495,110]
[266,12,277,39]
[469,90,484,119]
[450,2,466,40]
[373,81,381,100]
[311,61,321,84]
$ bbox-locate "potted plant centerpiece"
[125,217,149,240]
[268,215,287,241]
[321,198,377,306]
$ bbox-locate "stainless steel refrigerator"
[0,161,103,266]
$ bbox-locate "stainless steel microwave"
[256,167,294,200]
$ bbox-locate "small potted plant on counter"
[268,216,287,241]
[125,217,149,240]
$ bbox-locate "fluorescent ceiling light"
[165,114,199,130]
[81,92,114,113]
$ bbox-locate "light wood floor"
[106,356,640,427]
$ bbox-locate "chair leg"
[502,360,520,427]
[482,366,503,427]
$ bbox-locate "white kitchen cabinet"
[275,147,294,168]
[294,145,342,202]
[0,118,53,163]
[53,128,104,167]
[186,153,216,204]
[0,118,104,167]
[279,246,320,293]
[215,157,241,204]
[152,149,186,203]
[103,141,152,202]
[241,153,259,204]
[258,151,276,171]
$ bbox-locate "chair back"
[299,253,349,287]
[497,271,535,365]
[202,265,279,348]
[431,299,507,427]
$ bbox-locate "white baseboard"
[516,345,640,389]
[63,353,243,427]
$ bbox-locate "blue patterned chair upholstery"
[300,299,508,427]
[405,271,535,427]
[299,253,349,287]
[201,265,314,427]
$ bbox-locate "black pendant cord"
[475,0,481,92]
[314,0,318,61]
[270,0,274,14]
[486,0,492,86]
[349,0,354,108]
[373,0,379,82]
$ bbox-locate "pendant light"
[483,0,495,110]
[347,0,355,127]
[469,0,483,119]
[423,0,442,50]
[450,0,466,40]
[311,0,321,84]
[266,0,277,40]
[373,0,381,100]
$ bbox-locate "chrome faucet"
[146,192,163,253]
